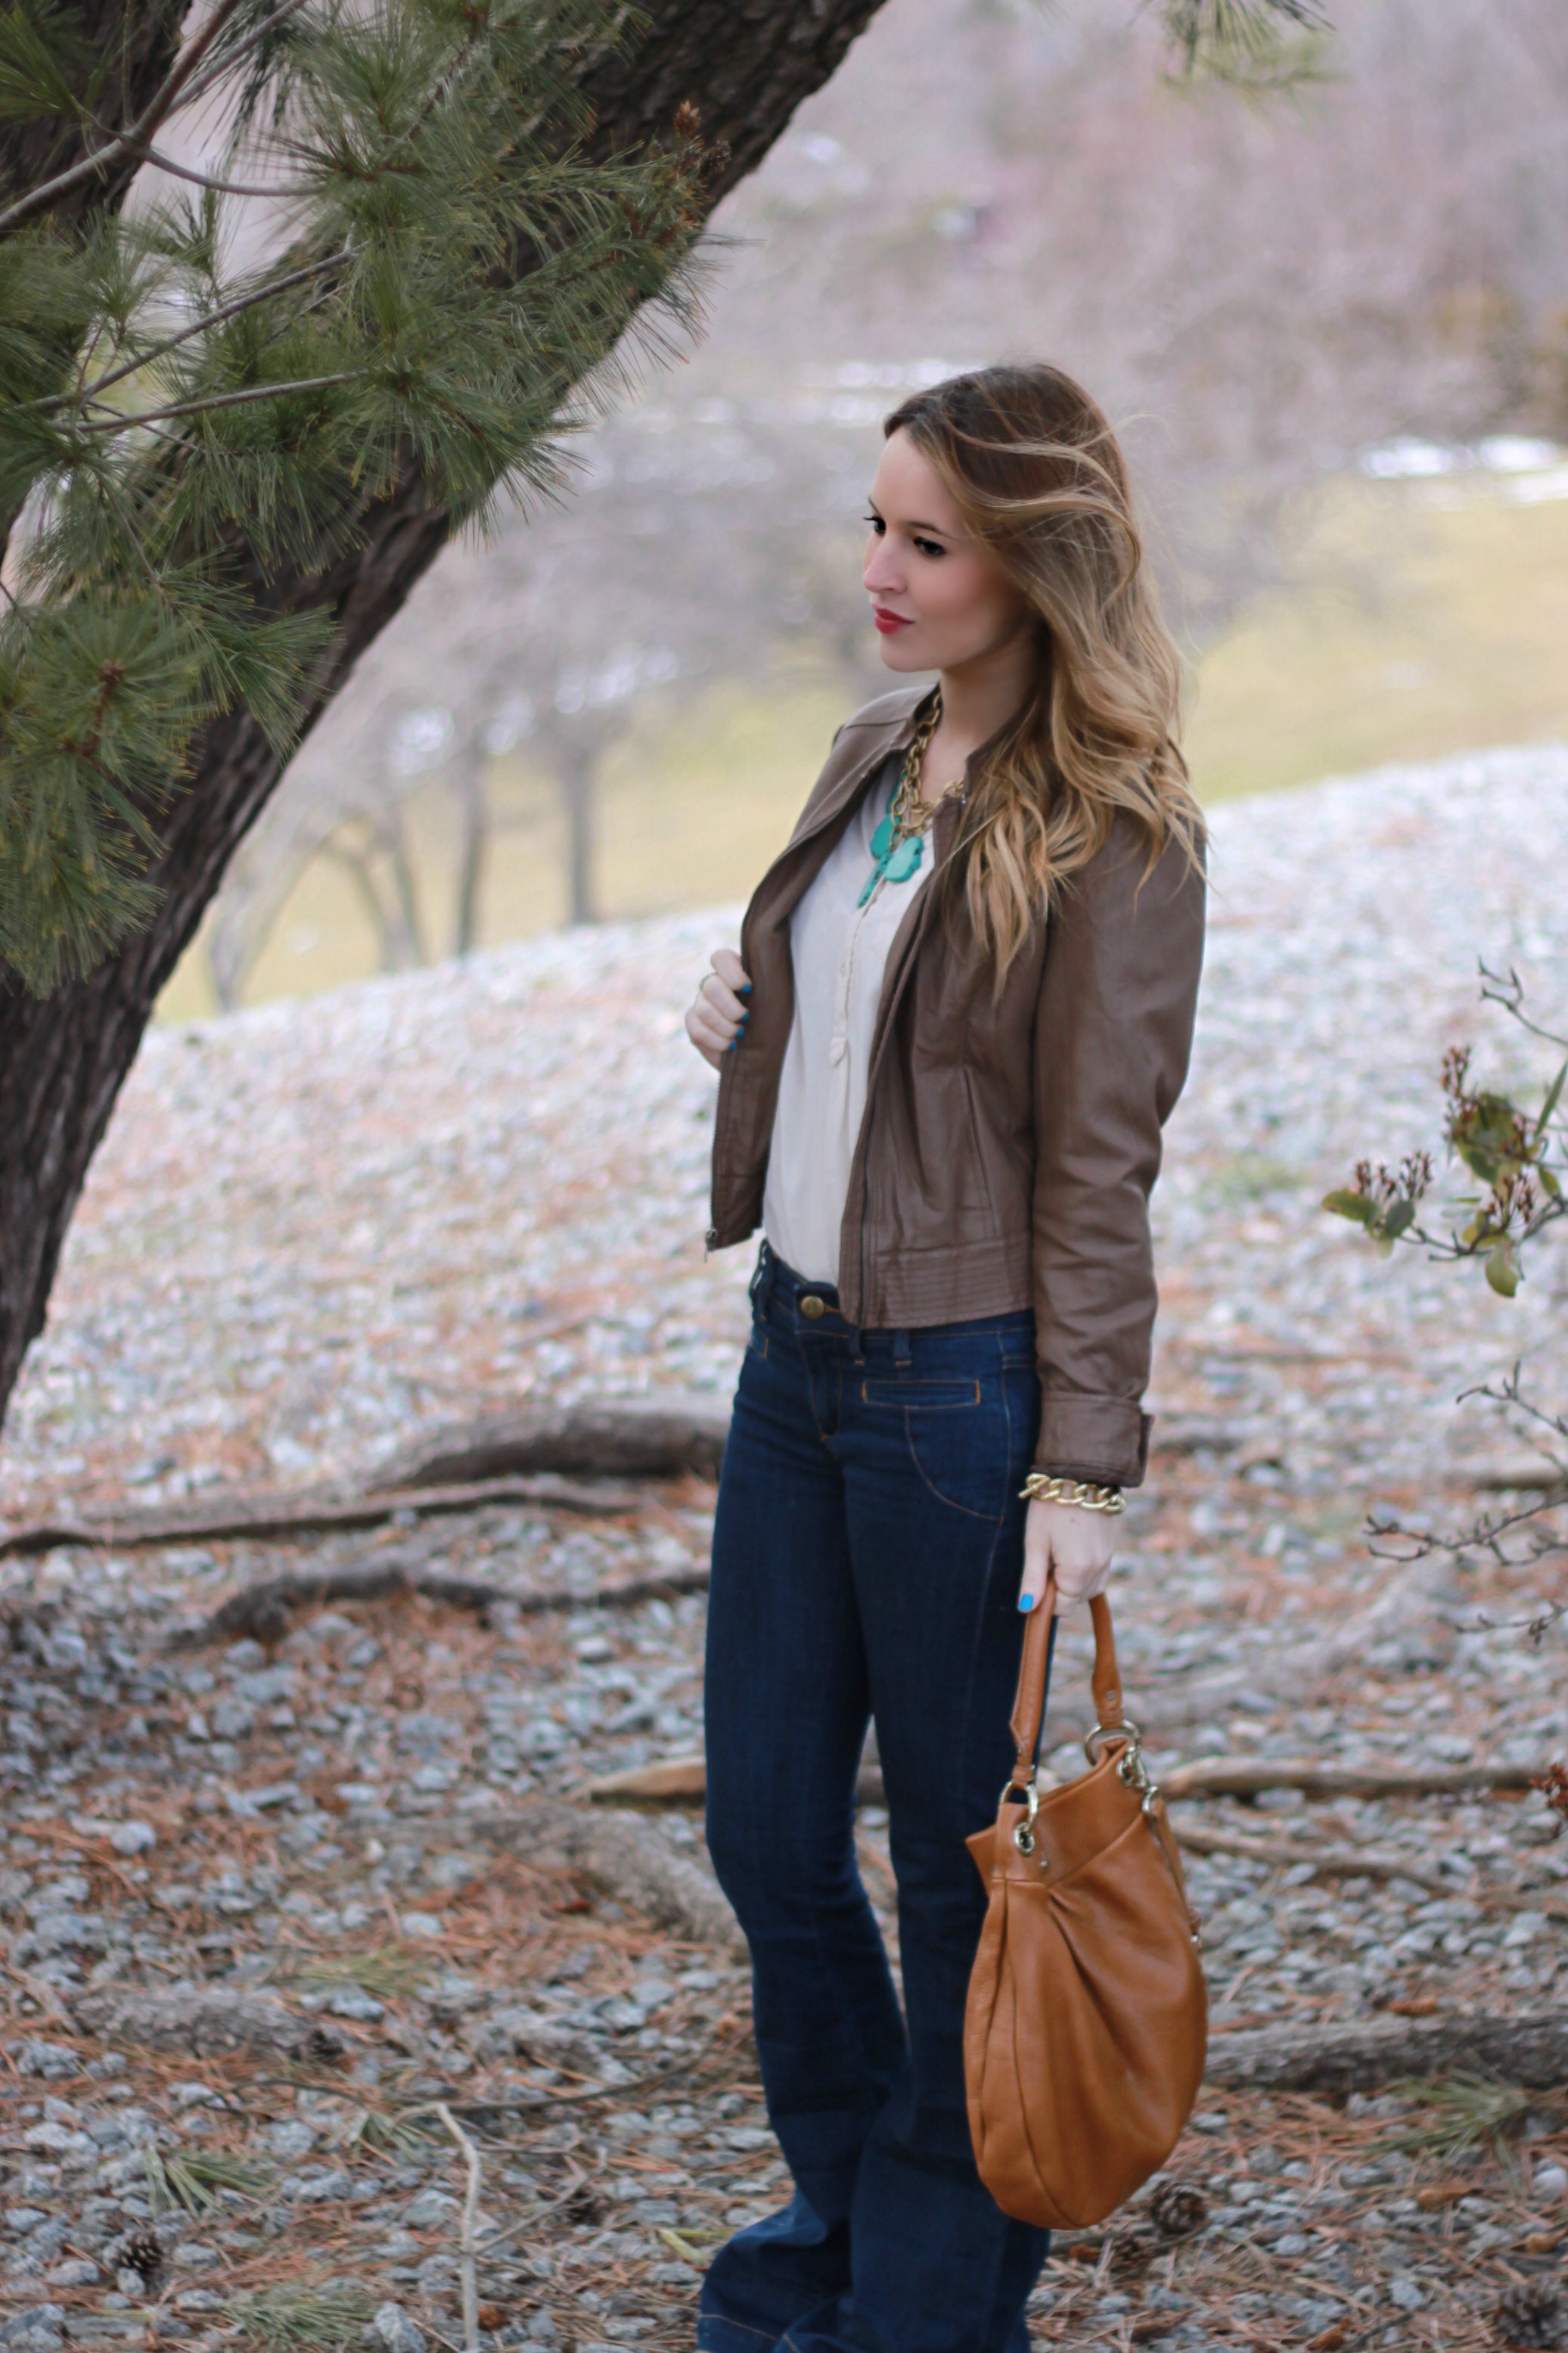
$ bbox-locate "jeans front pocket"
[861,1377,980,1412]
[860,1369,1018,1522]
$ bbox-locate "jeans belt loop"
[893,1328,912,1366]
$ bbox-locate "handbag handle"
[1008,1576,1126,1788]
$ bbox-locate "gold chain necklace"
[858,693,967,907]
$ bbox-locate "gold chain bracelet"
[1018,1473,1126,1515]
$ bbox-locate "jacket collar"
[788,688,931,853]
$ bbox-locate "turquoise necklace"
[858,692,967,909]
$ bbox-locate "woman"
[683,365,1205,2353]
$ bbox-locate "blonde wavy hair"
[883,365,1202,989]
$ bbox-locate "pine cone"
[120,2230,164,2287]
[1149,2179,1208,2239]
[1495,2279,1565,2350]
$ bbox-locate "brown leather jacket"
[706,687,1206,1487]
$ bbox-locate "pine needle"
[144,2143,274,2215]
[1377,2074,1531,2184]
[222,2286,374,2351]
[345,2101,436,2160]
[288,1942,429,1997]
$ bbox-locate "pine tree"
[0,0,1319,1425]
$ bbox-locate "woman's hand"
[1019,1497,1115,1615]
[685,948,752,1071]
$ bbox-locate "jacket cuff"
[1033,1394,1151,1489]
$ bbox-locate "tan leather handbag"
[963,1579,1207,2230]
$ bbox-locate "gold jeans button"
[800,1294,827,1319]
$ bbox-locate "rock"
[12,2043,79,2080]
[401,2190,458,2230]
[372,2303,427,2353]
[109,1822,157,1856]
[23,2122,93,2156]
[0,2310,66,2353]
[327,1988,386,2022]
[283,2168,355,2203]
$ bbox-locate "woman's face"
[862,429,1032,677]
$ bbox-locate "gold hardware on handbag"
[962,1577,1207,2230]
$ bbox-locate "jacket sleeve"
[1029,818,1206,1487]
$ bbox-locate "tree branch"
[73,374,354,434]
[57,253,348,412]
[0,0,256,235]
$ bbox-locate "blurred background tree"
[171,0,1568,1013]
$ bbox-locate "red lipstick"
[873,607,911,634]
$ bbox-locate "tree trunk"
[0,0,892,1424]
[560,741,597,928]
[452,749,488,956]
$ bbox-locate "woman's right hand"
[685,948,752,1071]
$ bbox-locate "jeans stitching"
[896,1344,1011,1524]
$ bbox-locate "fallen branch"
[1174,1820,1568,1921]
[372,1395,733,1490]
[8,1398,1253,1560]
[68,1985,346,2060]
[1162,1758,1544,1802]
[0,1470,644,1559]
[455,2030,730,2124]
[583,1752,884,1811]
[1203,2007,1568,2094]
[433,2105,483,2353]
[1174,1819,1455,1895]
[168,1551,710,1650]
[581,1751,1543,1813]
[474,1801,744,1960]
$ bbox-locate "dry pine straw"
[1038,2092,1568,2352]
[2,1514,1564,2348]
[0,1589,754,2345]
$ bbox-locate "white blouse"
[762,760,934,1284]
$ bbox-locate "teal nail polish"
[1017,1593,1036,1613]
[739,982,752,994]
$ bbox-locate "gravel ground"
[2,740,1567,2353]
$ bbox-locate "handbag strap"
[1008,1577,1126,1786]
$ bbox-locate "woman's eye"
[913,536,945,558]
[862,514,885,534]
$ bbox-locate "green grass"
[156,471,1568,1022]
[1185,472,1568,800]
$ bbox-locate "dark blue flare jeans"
[700,1239,1054,2353]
